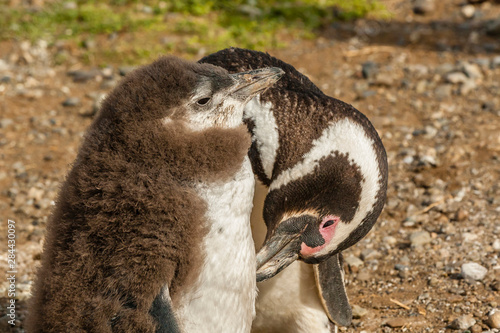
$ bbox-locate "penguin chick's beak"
[256,215,317,282]
[227,67,284,100]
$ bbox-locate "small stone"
[461,262,488,281]
[413,0,435,15]
[445,72,468,84]
[461,62,483,79]
[344,255,364,269]
[372,73,395,87]
[0,118,14,128]
[383,236,397,245]
[63,1,77,10]
[12,161,26,174]
[357,269,371,281]
[410,230,432,246]
[435,63,455,75]
[486,17,500,37]
[435,84,452,99]
[492,56,500,68]
[119,66,137,76]
[82,39,96,50]
[385,317,407,328]
[141,5,153,14]
[449,314,476,330]
[460,80,477,95]
[462,232,478,242]
[455,208,469,221]
[487,309,500,329]
[62,97,80,107]
[101,67,114,79]
[361,61,378,79]
[352,304,369,319]
[68,69,98,83]
[360,248,381,261]
[418,154,437,167]
[461,5,475,19]
[493,239,500,251]
[470,324,482,333]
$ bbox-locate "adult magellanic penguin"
[200,48,388,330]
[27,56,282,333]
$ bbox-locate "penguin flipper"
[149,285,181,333]
[313,252,352,327]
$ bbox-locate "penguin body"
[200,48,388,330]
[28,56,282,332]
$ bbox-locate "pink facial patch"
[300,215,340,256]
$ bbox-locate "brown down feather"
[27,56,251,332]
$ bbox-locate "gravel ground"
[1,0,500,332]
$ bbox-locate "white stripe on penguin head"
[270,118,382,255]
[244,98,279,180]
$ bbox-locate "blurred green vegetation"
[0,0,388,65]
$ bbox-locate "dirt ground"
[1,0,500,332]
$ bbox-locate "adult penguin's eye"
[322,220,335,228]
[196,97,211,105]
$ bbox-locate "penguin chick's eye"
[196,97,211,106]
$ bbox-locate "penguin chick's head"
[255,119,387,282]
[99,56,283,132]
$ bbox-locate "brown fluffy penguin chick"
[27,56,283,333]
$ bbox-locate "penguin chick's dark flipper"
[150,285,181,333]
[313,253,352,327]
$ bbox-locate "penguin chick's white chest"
[175,156,256,333]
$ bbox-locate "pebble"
[461,5,475,19]
[410,230,432,246]
[445,72,469,84]
[461,262,488,281]
[460,80,477,95]
[471,324,483,333]
[360,248,381,261]
[67,69,98,83]
[352,304,369,319]
[492,56,500,68]
[462,232,478,242]
[63,1,78,10]
[487,17,500,36]
[372,73,395,87]
[344,254,364,269]
[413,0,435,15]
[119,66,137,76]
[357,269,371,281]
[455,208,469,221]
[385,317,407,328]
[62,97,81,107]
[383,236,397,245]
[449,314,476,330]
[0,118,14,128]
[362,61,378,79]
[488,309,500,329]
[493,239,500,251]
[435,84,452,99]
[461,62,483,79]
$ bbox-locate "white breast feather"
[175,157,256,333]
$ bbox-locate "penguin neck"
[174,156,256,333]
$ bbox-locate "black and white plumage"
[28,56,282,333]
[200,48,388,330]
